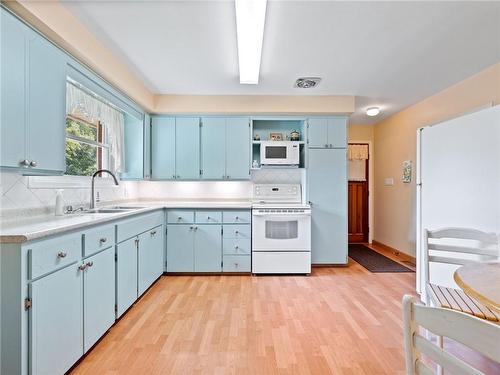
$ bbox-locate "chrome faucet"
[90,169,119,209]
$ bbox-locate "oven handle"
[252,212,311,217]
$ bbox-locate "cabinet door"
[143,113,152,179]
[116,237,138,317]
[200,117,226,179]
[121,113,144,179]
[30,263,83,375]
[327,118,347,148]
[1,9,27,168]
[225,118,250,179]
[194,225,222,272]
[175,117,200,179]
[83,247,115,352]
[138,225,164,295]
[27,30,67,172]
[308,149,347,264]
[151,117,176,179]
[307,118,328,148]
[166,225,194,272]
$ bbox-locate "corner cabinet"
[307,117,348,264]
[0,8,67,174]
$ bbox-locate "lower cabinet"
[83,247,115,352]
[166,225,194,272]
[138,225,164,295]
[29,263,84,375]
[194,225,222,272]
[116,236,139,317]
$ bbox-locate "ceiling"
[63,1,500,124]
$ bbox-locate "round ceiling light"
[366,107,381,117]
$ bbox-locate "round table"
[454,262,500,313]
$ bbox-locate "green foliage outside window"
[65,118,106,176]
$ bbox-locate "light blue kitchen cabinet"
[307,118,347,149]
[151,117,176,179]
[166,225,194,272]
[143,113,152,179]
[225,117,251,179]
[27,29,67,173]
[175,117,200,179]
[121,113,144,180]
[0,8,67,174]
[1,8,27,169]
[83,247,115,353]
[29,262,84,375]
[194,225,222,272]
[201,118,226,179]
[138,225,164,295]
[308,148,348,264]
[116,236,138,317]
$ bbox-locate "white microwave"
[260,141,300,165]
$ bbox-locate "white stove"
[251,184,311,274]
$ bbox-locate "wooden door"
[348,181,369,242]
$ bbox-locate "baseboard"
[371,240,416,265]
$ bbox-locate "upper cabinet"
[151,116,250,180]
[201,117,250,180]
[307,118,347,149]
[121,113,144,180]
[1,9,67,174]
[151,117,200,180]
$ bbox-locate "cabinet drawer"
[223,224,251,239]
[83,224,115,257]
[167,210,194,224]
[116,211,164,243]
[223,238,251,255]
[223,210,251,224]
[223,255,251,272]
[195,210,222,224]
[28,232,81,280]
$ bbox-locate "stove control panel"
[253,184,302,203]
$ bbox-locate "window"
[65,116,109,176]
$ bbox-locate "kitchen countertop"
[0,199,253,244]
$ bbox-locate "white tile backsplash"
[0,168,306,216]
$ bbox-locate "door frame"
[348,140,373,243]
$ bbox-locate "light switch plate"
[384,177,394,186]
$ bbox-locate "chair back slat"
[427,243,497,257]
[427,228,498,244]
[427,255,476,267]
[414,335,484,375]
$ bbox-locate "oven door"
[252,212,311,251]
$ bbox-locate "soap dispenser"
[55,189,64,216]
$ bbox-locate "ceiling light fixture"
[366,107,381,117]
[235,0,267,84]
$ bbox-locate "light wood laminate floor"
[71,250,498,375]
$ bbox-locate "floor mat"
[348,244,414,273]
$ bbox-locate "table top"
[454,262,500,313]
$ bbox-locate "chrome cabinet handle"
[308,201,313,206]
[190,226,194,230]
[150,230,157,236]
[235,216,239,220]
[78,264,87,271]
[207,216,211,220]
[177,216,182,221]
[172,174,176,179]
[194,226,198,231]
[234,263,239,268]
[20,159,30,167]
[99,238,107,244]
[235,230,239,234]
[176,175,180,179]
[57,251,67,258]
[235,245,239,250]
[30,160,37,167]
[86,261,94,268]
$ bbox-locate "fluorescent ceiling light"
[235,0,267,84]
[366,107,381,116]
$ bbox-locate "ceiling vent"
[294,77,321,88]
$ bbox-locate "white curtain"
[66,82,125,173]
[348,144,369,181]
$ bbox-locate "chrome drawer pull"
[235,230,239,234]
[150,230,157,236]
[178,217,182,221]
[99,238,107,244]
[57,251,67,258]
[86,261,94,268]
[235,246,239,250]
[78,264,87,271]
[235,216,239,220]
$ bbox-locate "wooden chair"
[423,227,499,322]
[403,295,500,375]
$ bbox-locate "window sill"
[28,175,120,189]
